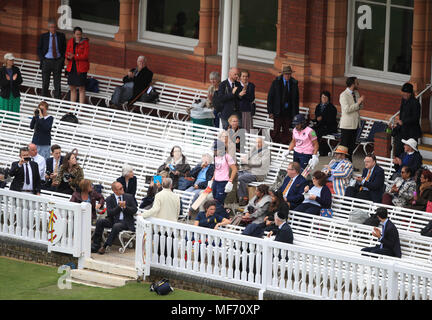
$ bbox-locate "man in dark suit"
[345,153,385,203]
[361,207,402,258]
[267,65,299,145]
[9,147,41,195]
[44,144,63,190]
[217,67,242,129]
[92,181,138,254]
[267,210,294,244]
[278,162,308,209]
[37,19,66,99]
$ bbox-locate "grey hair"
[162,178,173,189]
[122,164,134,177]
[137,55,147,63]
[209,71,220,81]
[202,153,213,164]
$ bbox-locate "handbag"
[320,208,333,218]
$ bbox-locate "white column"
[221,0,232,80]
[230,0,240,69]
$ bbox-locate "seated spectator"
[239,184,272,227]
[266,210,294,244]
[139,171,169,209]
[9,146,41,195]
[117,164,137,205]
[157,145,190,190]
[44,144,63,191]
[92,181,138,254]
[52,150,84,195]
[237,137,270,206]
[312,91,338,156]
[345,154,385,203]
[295,171,332,216]
[361,207,402,258]
[70,179,104,223]
[28,143,46,184]
[322,145,353,195]
[139,178,181,222]
[226,114,243,154]
[382,166,416,207]
[406,169,432,211]
[188,98,215,127]
[392,138,422,180]
[194,200,231,230]
[183,153,214,201]
[278,162,308,210]
[109,55,153,108]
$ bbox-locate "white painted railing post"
[387,262,398,300]
[259,238,272,300]
[77,203,91,269]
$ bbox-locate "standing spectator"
[382,166,416,207]
[30,101,53,160]
[322,145,353,196]
[28,143,46,184]
[361,207,401,258]
[288,113,319,170]
[217,67,242,129]
[157,145,191,190]
[37,19,66,99]
[267,65,299,145]
[339,77,364,162]
[52,151,84,195]
[0,53,23,114]
[9,147,41,195]
[207,71,221,127]
[392,138,422,179]
[391,82,422,157]
[65,27,89,104]
[312,91,338,156]
[116,164,137,205]
[194,200,231,230]
[238,70,255,132]
[278,162,308,210]
[345,154,385,203]
[70,179,104,223]
[407,169,432,211]
[44,144,63,191]
[295,171,332,216]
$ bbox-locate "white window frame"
[137,0,199,51]
[345,0,413,85]
[60,0,119,38]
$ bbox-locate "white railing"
[135,216,432,300]
[0,189,91,267]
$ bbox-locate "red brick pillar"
[194,0,219,56]
[114,0,133,42]
[374,131,392,158]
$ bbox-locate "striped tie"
[359,169,371,191]
[283,178,294,196]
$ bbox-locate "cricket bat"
[191,186,212,211]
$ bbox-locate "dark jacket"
[46,156,64,174]
[274,222,294,244]
[239,82,256,112]
[105,193,137,231]
[123,66,153,101]
[395,151,423,174]
[0,66,23,99]
[65,37,89,74]
[70,190,105,219]
[37,31,67,68]
[399,96,422,140]
[406,185,432,211]
[361,165,385,203]
[157,157,191,189]
[313,102,338,136]
[30,115,54,146]
[278,174,308,209]
[189,163,215,189]
[116,176,137,198]
[267,75,299,118]
[379,219,402,258]
[217,79,242,120]
[9,161,41,194]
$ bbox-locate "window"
[138,0,200,50]
[346,0,413,84]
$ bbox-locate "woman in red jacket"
[65,27,89,104]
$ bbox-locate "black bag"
[140,87,159,103]
[363,213,380,227]
[60,112,79,124]
[85,77,99,93]
[150,279,173,295]
[420,220,432,237]
[251,102,256,116]
[212,90,224,113]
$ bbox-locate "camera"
[247,205,255,214]
[45,170,52,182]
[34,108,40,116]
[63,173,75,182]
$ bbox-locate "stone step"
[83,258,137,279]
[66,278,116,289]
[71,269,134,288]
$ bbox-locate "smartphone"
[153,175,162,184]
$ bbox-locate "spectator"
[391,82,422,157]
[30,101,53,160]
[339,76,364,163]
[139,171,169,209]
[226,114,243,154]
[110,55,153,108]
[206,71,221,127]
[392,138,422,179]
[116,164,137,205]
[239,184,272,226]
[238,137,270,206]
[278,162,308,210]
[183,153,214,203]
[267,65,299,145]
[0,53,23,114]
[382,166,416,207]
[44,144,63,191]
[157,145,191,190]
[322,145,353,196]
[295,171,332,216]
[188,97,215,128]
[238,70,255,132]
[194,200,231,230]
[407,169,432,211]
[345,153,385,203]
[139,178,181,222]
[312,90,338,156]
[37,19,66,99]
[9,147,41,195]
[70,179,104,223]
[92,181,137,254]
[52,150,84,195]
[266,210,294,244]
[65,27,89,104]
[217,67,242,129]
[361,207,401,258]
[28,143,46,183]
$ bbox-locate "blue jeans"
[37,145,51,160]
[293,151,312,171]
[212,180,229,218]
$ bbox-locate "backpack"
[60,112,79,124]
[150,279,173,295]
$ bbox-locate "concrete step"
[83,258,137,279]
[71,269,134,288]
[66,278,116,289]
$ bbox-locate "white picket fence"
[0,189,91,266]
[135,216,432,300]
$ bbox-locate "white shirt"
[19,162,33,191]
[32,154,46,181]
[116,194,124,220]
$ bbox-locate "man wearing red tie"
[345,154,385,203]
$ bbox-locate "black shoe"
[91,244,100,253]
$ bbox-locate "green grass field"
[0,257,229,300]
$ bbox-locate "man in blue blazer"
[278,162,308,210]
[361,207,402,258]
[345,154,385,203]
[44,144,63,190]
